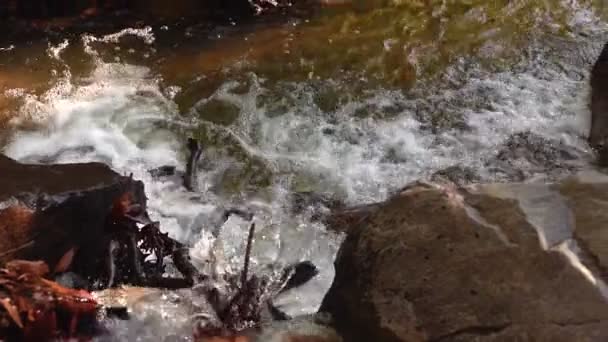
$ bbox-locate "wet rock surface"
[323,202,381,234]
[429,165,481,187]
[411,130,585,189]
[555,173,608,282]
[486,131,581,182]
[321,178,608,342]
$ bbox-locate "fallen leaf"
[0,297,23,328]
[54,247,78,273]
[6,260,49,277]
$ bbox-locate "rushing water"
[0,1,608,340]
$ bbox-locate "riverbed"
[1,1,607,340]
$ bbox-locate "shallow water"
[1,1,608,340]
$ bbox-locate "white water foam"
[196,46,599,204]
[0,45,15,52]
[3,30,342,325]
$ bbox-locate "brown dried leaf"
[0,297,23,328]
[111,192,133,219]
[6,260,50,277]
[54,247,78,274]
[15,296,32,318]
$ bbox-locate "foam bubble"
[48,39,70,61]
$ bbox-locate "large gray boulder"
[321,175,608,342]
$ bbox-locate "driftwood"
[102,193,199,289]
[148,138,254,229]
[591,42,608,166]
[193,223,320,340]
[185,137,204,192]
[0,154,143,272]
[0,154,196,290]
[0,140,322,340]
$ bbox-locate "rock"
[429,165,480,187]
[0,154,145,281]
[323,202,380,233]
[555,172,608,280]
[291,191,345,223]
[590,42,608,165]
[486,131,579,181]
[321,178,608,342]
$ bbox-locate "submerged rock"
[429,165,481,187]
[590,42,608,166]
[321,177,608,342]
[486,131,580,181]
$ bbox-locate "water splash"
[3,31,342,326]
[193,44,598,204]
[0,45,15,52]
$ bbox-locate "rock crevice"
[429,324,512,342]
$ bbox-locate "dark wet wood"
[0,154,196,291]
[0,154,134,274]
[241,223,256,288]
[185,138,203,192]
[590,42,608,165]
[323,202,381,233]
[0,154,120,203]
[279,261,318,293]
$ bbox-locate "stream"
[1,1,608,340]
